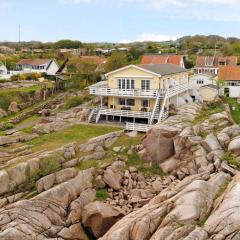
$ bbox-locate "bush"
[64,94,92,109]
[64,96,84,109]
[0,123,15,131]
[10,73,42,81]
[222,152,240,170]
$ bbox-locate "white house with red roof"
[16,59,60,75]
[219,66,240,98]
[193,56,238,75]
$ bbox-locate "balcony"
[99,108,154,119]
[89,82,192,99]
[89,87,159,98]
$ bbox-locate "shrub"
[64,96,83,109]
[222,152,240,170]
[96,189,109,201]
[0,123,14,131]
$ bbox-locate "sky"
[1,0,240,43]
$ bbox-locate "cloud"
[119,33,180,43]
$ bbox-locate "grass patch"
[221,152,240,170]
[15,115,40,127]
[226,98,240,124]
[111,134,143,149]
[214,181,229,200]
[38,154,62,177]
[26,124,121,152]
[193,103,224,125]
[126,152,165,176]
[76,159,99,171]
[96,189,109,201]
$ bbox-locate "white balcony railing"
[166,82,192,98]
[126,122,152,132]
[99,108,152,119]
[89,82,192,99]
[89,87,159,98]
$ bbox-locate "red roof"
[16,59,51,66]
[219,66,240,81]
[141,54,183,66]
[79,56,107,65]
[195,56,237,68]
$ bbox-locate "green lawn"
[193,103,225,125]
[27,124,122,151]
[227,98,240,124]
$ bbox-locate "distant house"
[0,64,7,75]
[0,64,9,80]
[141,54,185,68]
[95,48,112,55]
[59,48,87,56]
[193,56,238,75]
[219,66,240,98]
[189,73,216,89]
[79,56,107,72]
[79,56,107,65]
[15,59,60,75]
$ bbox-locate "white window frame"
[141,80,150,90]
[118,79,134,89]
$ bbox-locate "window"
[118,79,121,89]
[197,79,204,84]
[118,79,134,89]
[142,99,149,107]
[141,80,150,90]
[118,98,135,106]
[126,99,135,106]
[119,98,125,105]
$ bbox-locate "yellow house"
[89,64,191,132]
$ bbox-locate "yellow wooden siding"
[107,66,160,90]
[107,66,187,90]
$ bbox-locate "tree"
[53,40,83,49]
[106,52,128,72]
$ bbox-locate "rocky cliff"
[1,102,240,240]
[100,103,240,240]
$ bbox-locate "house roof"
[195,56,237,68]
[139,64,187,76]
[79,56,107,64]
[219,66,240,81]
[16,59,51,66]
[141,54,183,66]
